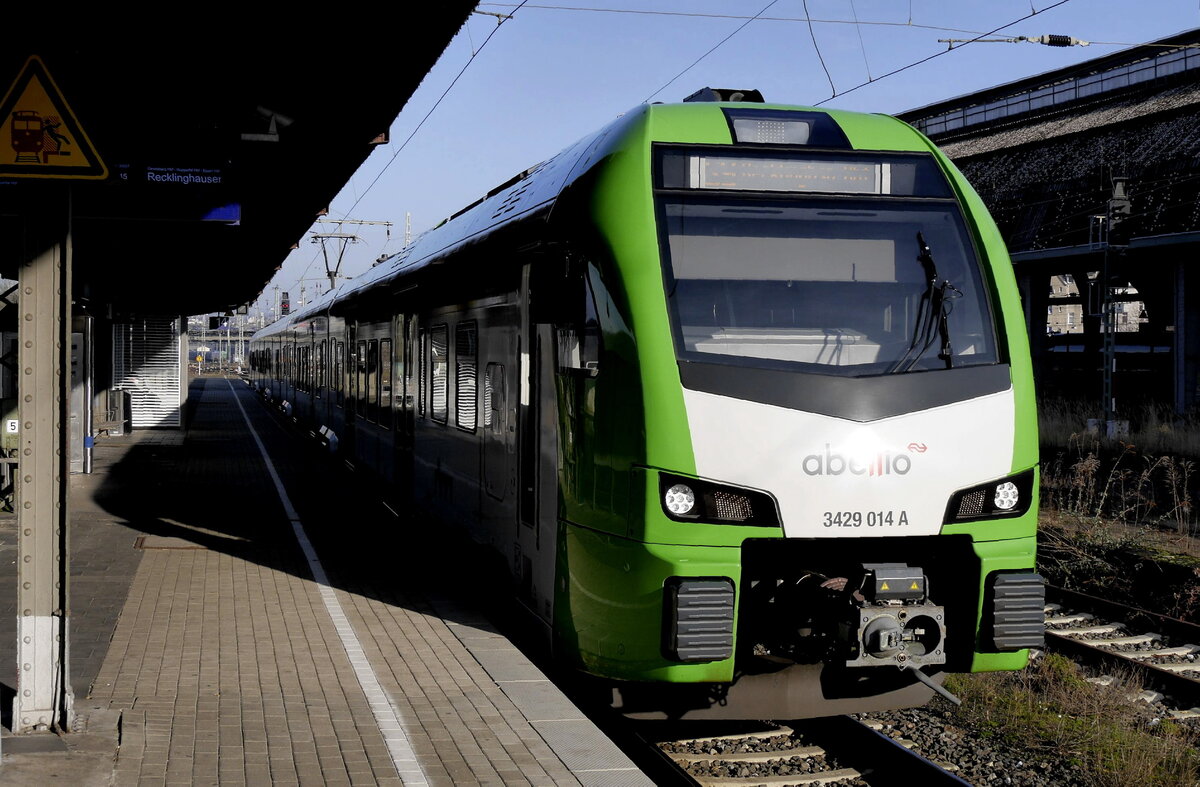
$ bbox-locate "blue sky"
[255,0,1200,316]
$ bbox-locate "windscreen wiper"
[888,232,961,373]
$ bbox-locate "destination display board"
[658,149,951,198]
[691,156,881,194]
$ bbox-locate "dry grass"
[1024,401,1200,782]
[1036,512,1200,621]
[946,654,1200,786]
[1040,399,1200,458]
[1037,398,1200,619]
[1039,399,1197,539]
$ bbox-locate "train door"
[352,323,380,474]
[377,331,395,482]
[479,297,518,507]
[304,325,316,424]
[517,263,558,625]
[482,356,513,500]
[393,314,416,506]
[341,322,357,463]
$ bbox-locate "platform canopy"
[0,13,476,317]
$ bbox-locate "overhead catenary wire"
[804,0,837,97]
[644,0,781,103]
[477,3,1200,52]
[476,3,990,36]
[277,1,1193,309]
[850,0,873,82]
[938,34,1090,47]
[345,1,529,221]
[287,1,530,298]
[814,0,1076,105]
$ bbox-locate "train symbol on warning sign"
[10,109,72,164]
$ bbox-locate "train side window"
[555,260,603,377]
[431,325,448,423]
[484,363,504,431]
[380,338,393,429]
[455,322,477,431]
[274,349,280,381]
[366,339,379,422]
[418,328,427,418]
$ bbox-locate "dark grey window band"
[678,362,1011,422]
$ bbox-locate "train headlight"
[943,469,1035,523]
[993,482,1019,511]
[664,484,696,515]
[659,473,780,527]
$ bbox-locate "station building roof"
[897,28,1200,255]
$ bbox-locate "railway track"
[641,715,970,786]
[1044,584,1200,719]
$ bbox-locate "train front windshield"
[657,153,999,378]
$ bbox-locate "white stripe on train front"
[682,388,1014,538]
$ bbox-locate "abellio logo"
[801,442,924,477]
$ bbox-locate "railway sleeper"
[1054,623,1124,636]
[1125,644,1200,659]
[1098,632,1161,646]
[1151,662,1200,674]
[666,727,794,747]
[1045,612,1093,625]
[1085,675,1166,704]
[692,767,863,787]
[669,745,826,764]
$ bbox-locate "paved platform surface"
[0,376,653,786]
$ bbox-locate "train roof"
[251,100,930,341]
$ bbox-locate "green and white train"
[250,91,1044,719]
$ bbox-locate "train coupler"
[842,563,947,671]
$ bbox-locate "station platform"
[0,376,653,786]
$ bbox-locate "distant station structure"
[899,28,1200,417]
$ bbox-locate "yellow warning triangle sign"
[0,56,107,180]
[910,581,920,590]
[880,582,890,591]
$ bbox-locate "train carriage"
[250,92,1044,719]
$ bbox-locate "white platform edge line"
[227,380,430,787]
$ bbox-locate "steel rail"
[1045,584,1200,709]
